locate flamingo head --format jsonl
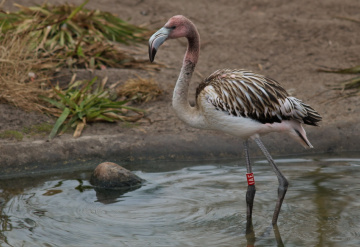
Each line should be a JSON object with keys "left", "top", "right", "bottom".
{"left": 149, "top": 15, "right": 195, "bottom": 62}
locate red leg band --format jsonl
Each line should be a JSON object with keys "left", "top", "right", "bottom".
{"left": 246, "top": 173, "right": 255, "bottom": 186}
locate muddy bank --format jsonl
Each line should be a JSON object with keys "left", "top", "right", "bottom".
{"left": 1, "top": 119, "right": 359, "bottom": 177}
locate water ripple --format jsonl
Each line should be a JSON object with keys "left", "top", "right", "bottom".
{"left": 1, "top": 157, "right": 360, "bottom": 246}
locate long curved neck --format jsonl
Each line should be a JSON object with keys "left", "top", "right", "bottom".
{"left": 172, "top": 25, "right": 205, "bottom": 128}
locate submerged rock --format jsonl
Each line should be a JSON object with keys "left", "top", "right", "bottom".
{"left": 90, "top": 162, "right": 144, "bottom": 189}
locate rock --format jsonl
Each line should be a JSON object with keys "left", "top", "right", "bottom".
{"left": 90, "top": 162, "right": 144, "bottom": 189}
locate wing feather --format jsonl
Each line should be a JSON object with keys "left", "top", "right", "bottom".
{"left": 196, "top": 69, "right": 322, "bottom": 125}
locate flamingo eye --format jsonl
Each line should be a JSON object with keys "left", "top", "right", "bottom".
{"left": 171, "top": 26, "right": 176, "bottom": 29}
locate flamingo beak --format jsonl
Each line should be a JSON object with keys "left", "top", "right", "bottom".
{"left": 149, "top": 27, "right": 172, "bottom": 63}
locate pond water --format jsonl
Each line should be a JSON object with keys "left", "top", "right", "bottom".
{"left": 1, "top": 154, "right": 360, "bottom": 246}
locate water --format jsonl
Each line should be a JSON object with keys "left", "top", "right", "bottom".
{"left": 1, "top": 155, "right": 360, "bottom": 246}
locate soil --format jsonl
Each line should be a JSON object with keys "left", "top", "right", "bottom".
{"left": 1, "top": 0, "right": 360, "bottom": 176}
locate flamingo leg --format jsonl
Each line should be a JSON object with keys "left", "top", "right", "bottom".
{"left": 244, "top": 140, "right": 256, "bottom": 221}
{"left": 254, "top": 138, "right": 289, "bottom": 225}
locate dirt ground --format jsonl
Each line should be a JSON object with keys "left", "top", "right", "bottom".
{"left": 1, "top": 0, "right": 360, "bottom": 175}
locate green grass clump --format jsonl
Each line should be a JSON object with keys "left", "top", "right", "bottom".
{"left": 0, "top": 123, "right": 56, "bottom": 141}
{"left": 41, "top": 76, "right": 144, "bottom": 139}
{"left": 0, "top": 0, "right": 157, "bottom": 70}
{"left": 1, "top": 0, "right": 145, "bottom": 45}
{"left": 22, "top": 123, "right": 54, "bottom": 135}
{"left": 0, "top": 130, "right": 24, "bottom": 141}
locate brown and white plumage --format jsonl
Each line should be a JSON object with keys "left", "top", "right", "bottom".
{"left": 197, "top": 69, "right": 320, "bottom": 126}
{"left": 195, "top": 68, "right": 321, "bottom": 147}
{"left": 149, "top": 15, "right": 322, "bottom": 225}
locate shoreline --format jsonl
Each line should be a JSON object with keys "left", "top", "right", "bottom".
{"left": 1, "top": 119, "right": 358, "bottom": 177}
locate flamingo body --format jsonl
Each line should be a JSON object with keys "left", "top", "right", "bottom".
{"left": 195, "top": 68, "right": 321, "bottom": 147}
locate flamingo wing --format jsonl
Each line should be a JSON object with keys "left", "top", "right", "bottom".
{"left": 196, "top": 69, "right": 321, "bottom": 126}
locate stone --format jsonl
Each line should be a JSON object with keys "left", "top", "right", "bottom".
{"left": 90, "top": 162, "right": 144, "bottom": 189}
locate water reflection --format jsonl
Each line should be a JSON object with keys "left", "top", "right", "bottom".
{"left": 1, "top": 155, "right": 360, "bottom": 246}
{"left": 245, "top": 220, "right": 285, "bottom": 247}
{"left": 245, "top": 218, "right": 256, "bottom": 246}
{"left": 94, "top": 186, "right": 142, "bottom": 204}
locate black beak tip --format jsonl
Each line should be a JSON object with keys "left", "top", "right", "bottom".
{"left": 149, "top": 46, "right": 157, "bottom": 63}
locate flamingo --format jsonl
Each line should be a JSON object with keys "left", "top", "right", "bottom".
{"left": 148, "top": 15, "right": 321, "bottom": 225}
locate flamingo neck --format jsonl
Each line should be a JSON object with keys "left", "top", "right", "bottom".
{"left": 172, "top": 28, "right": 205, "bottom": 128}
{"left": 184, "top": 33, "right": 200, "bottom": 64}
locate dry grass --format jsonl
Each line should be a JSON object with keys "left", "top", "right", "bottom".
{"left": 0, "top": 1, "right": 164, "bottom": 70}
{"left": 318, "top": 65, "right": 360, "bottom": 97}
{"left": 0, "top": 0, "right": 164, "bottom": 130}
{"left": 117, "top": 76, "right": 163, "bottom": 103}
{"left": 0, "top": 1, "right": 164, "bottom": 115}
{"left": 317, "top": 16, "right": 360, "bottom": 98}
{"left": 0, "top": 33, "right": 53, "bottom": 112}
{"left": 61, "top": 41, "right": 163, "bottom": 70}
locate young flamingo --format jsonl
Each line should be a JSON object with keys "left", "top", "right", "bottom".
{"left": 148, "top": 15, "right": 321, "bottom": 225}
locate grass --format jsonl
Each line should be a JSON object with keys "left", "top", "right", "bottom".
{"left": 317, "top": 16, "right": 360, "bottom": 97}
{"left": 0, "top": 123, "right": 56, "bottom": 141}
{"left": 117, "top": 76, "right": 163, "bottom": 103}
{"left": 0, "top": 1, "right": 165, "bottom": 139}
{"left": 0, "top": 0, "right": 159, "bottom": 70}
{"left": 40, "top": 76, "right": 144, "bottom": 139}
{"left": 0, "top": 130, "right": 24, "bottom": 141}
{"left": 318, "top": 65, "right": 360, "bottom": 97}
{"left": 0, "top": 33, "right": 53, "bottom": 112}
{"left": 22, "top": 123, "right": 54, "bottom": 135}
